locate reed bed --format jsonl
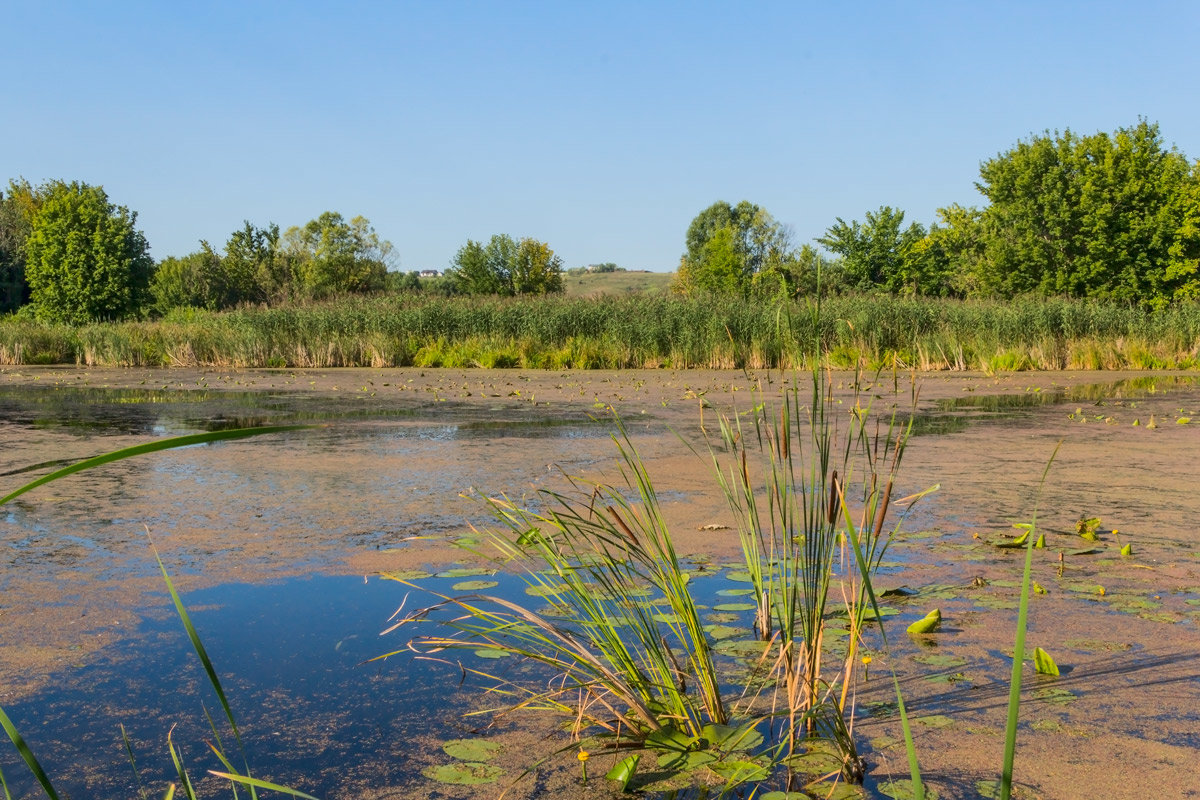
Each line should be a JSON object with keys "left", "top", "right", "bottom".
{"left": 3, "top": 294, "right": 1200, "bottom": 371}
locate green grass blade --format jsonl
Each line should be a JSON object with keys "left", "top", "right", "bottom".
{"left": 1, "top": 425, "right": 315, "bottom": 506}
{"left": 889, "top": 671, "right": 924, "bottom": 800}
{"left": 120, "top": 723, "right": 149, "bottom": 800}
{"left": 0, "top": 704, "right": 62, "bottom": 800}
{"left": 209, "top": 772, "right": 322, "bottom": 799}
{"left": 1, "top": 761, "right": 14, "bottom": 800}
{"left": 150, "top": 540, "right": 253, "bottom": 777}
{"left": 1000, "top": 441, "right": 1061, "bottom": 800}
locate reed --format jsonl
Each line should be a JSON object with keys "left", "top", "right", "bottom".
{"left": 2, "top": 294, "right": 1199, "bottom": 370}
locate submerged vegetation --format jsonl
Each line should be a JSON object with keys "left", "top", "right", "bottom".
{"left": 3, "top": 292, "right": 1200, "bottom": 371}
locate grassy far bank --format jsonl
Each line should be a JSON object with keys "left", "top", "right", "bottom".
{"left": 2, "top": 293, "right": 1199, "bottom": 372}
{"left": 561, "top": 269, "right": 674, "bottom": 297}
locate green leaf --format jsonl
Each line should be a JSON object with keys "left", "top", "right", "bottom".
{"left": 422, "top": 762, "right": 502, "bottom": 785}
{"left": 605, "top": 754, "right": 640, "bottom": 792}
{"left": 1120, "top": 543, "right": 1133, "bottom": 557}
{"left": 1032, "top": 647, "right": 1060, "bottom": 676}
{"left": 442, "top": 739, "right": 500, "bottom": 762}
{"left": 906, "top": 608, "right": 941, "bottom": 635}
{"left": 0, "top": 425, "right": 314, "bottom": 507}
{"left": 0, "top": 704, "right": 62, "bottom": 800}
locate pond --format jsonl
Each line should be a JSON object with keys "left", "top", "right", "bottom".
{"left": 2, "top": 366, "right": 1199, "bottom": 799}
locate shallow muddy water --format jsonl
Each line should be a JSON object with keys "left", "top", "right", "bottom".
{"left": 2, "top": 366, "right": 1200, "bottom": 799}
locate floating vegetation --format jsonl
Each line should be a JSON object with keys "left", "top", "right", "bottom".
{"left": 906, "top": 609, "right": 942, "bottom": 635}
{"left": 1032, "top": 648, "right": 1060, "bottom": 676}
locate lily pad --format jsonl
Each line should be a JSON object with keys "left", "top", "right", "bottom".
{"left": 704, "top": 624, "right": 743, "bottom": 640}
{"left": 1032, "top": 687, "right": 1076, "bottom": 706}
{"left": 725, "top": 570, "right": 755, "bottom": 583}
{"left": 1033, "top": 647, "right": 1059, "bottom": 676}
{"left": 452, "top": 580, "right": 499, "bottom": 591}
{"left": 442, "top": 739, "right": 500, "bottom": 762}
{"left": 914, "top": 653, "right": 966, "bottom": 670}
{"left": 382, "top": 569, "right": 433, "bottom": 581}
{"left": 422, "top": 762, "right": 502, "bottom": 785}
{"left": 907, "top": 608, "right": 942, "bottom": 635}
{"left": 976, "top": 779, "right": 1039, "bottom": 799}
{"left": 436, "top": 567, "right": 496, "bottom": 579}
{"left": 473, "top": 648, "right": 511, "bottom": 659}
{"left": 714, "top": 602, "right": 757, "bottom": 612}
{"left": 717, "top": 587, "right": 755, "bottom": 597}
{"left": 878, "top": 779, "right": 938, "bottom": 800}
{"left": 914, "top": 714, "right": 954, "bottom": 729}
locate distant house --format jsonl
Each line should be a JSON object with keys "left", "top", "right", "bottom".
{"left": 419, "top": 269, "right": 440, "bottom": 278}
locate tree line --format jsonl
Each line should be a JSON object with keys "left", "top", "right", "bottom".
{"left": 676, "top": 120, "right": 1200, "bottom": 307}
{"left": 0, "top": 184, "right": 568, "bottom": 323}
{"left": 3, "top": 120, "right": 1198, "bottom": 324}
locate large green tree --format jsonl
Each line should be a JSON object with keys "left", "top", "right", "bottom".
{"left": 0, "top": 179, "right": 41, "bottom": 313}
{"left": 448, "top": 234, "right": 563, "bottom": 296}
{"left": 25, "top": 181, "right": 153, "bottom": 322}
{"left": 675, "top": 200, "right": 796, "bottom": 295}
{"left": 971, "top": 120, "right": 1197, "bottom": 304}
{"left": 281, "top": 212, "right": 393, "bottom": 300}
{"left": 817, "top": 206, "right": 929, "bottom": 294}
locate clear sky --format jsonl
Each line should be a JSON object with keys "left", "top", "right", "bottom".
{"left": 6, "top": 1, "right": 1199, "bottom": 271}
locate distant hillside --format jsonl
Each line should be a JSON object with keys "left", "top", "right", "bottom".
{"left": 562, "top": 270, "right": 674, "bottom": 297}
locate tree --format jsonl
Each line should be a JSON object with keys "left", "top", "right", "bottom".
{"left": 24, "top": 181, "right": 153, "bottom": 322}
{"left": 972, "top": 120, "right": 1195, "bottom": 303}
{"left": 281, "top": 212, "right": 394, "bottom": 300}
{"left": 817, "top": 206, "right": 927, "bottom": 294}
{"left": 0, "top": 179, "right": 41, "bottom": 313}
{"left": 512, "top": 237, "right": 564, "bottom": 294}
{"left": 448, "top": 234, "right": 563, "bottom": 295}
{"left": 675, "top": 200, "right": 796, "bottom": 295}
{"left": 149, "top": 246, "right": 223, "bottom": 314}
{"left": 221, "top": 222, "right": 281, "bottom": 305}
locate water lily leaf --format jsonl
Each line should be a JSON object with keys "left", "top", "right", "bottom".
{"left": 646, "top": 727, "right": 698, "bottom": 753}
{"left": 1032, "top": 687, "right": 1076, "bottom": 705}
{"left": 701, "top": 722, "right": 763, "bottom": 753}
{"left": 708, "top": 759, "right": 770, "bottom": 781}
{"left": 716, "top": 588, "right": 755, "bottom": 597}
{"left": 436, "top": 567, "right": 496, "bottom": 578}
{"left": 725, "top": 570, "right": 755, "bottom": 583}
{"left": 605, "top": 754, "right": 640, "bottom": 791}
{"left": 913, "top": 653, "right": 966, "bottom": 668}
{"left": 1033, "top": 647, "right": 1060, "bottom": 676}
{"left": 914, "top": 714, "right": 954, "bottom": 729}
{"left": 656, "top": 750, "right": 717, "bottom": 771}
{"left": 1121, "top": 543, "right": 1133, "bottom": 556}
{"left": 381, "top": 569, "right": 433, "bottom": 581}
{"left": 704, "top": 624, "right": 742, "bottom": 640}
{"left": 422, "top": 762, "right": 502, "bottom": 785}
{"left": 976, "top": 779, "right": 1039, "bottom": 799}
{"left": 452, "top": 580, "right": 499, "bottom": 591}
{"left": 714, "top": 602, "right": 757, "bottom": 612}
{"left": 1034, "top": 533, "right": 1046, "bottom": 548}
{"left": 442, "top": 739, "right": 500, "bottom": 762}
{"left": 1076, "top": 516, "right": 1101, "bottom": 536}
{"left": 878, "top": 778, "right": 938, "bottom": 800}
{"left": 906, "top": 608, "right": 941, "bottom": 635}
{"left": 473, "top": 648, "right": 511, "bottom": 659}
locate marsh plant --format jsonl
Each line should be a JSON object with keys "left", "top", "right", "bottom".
{"left": 384, "top": 358, "right": 929, "bottom": 795}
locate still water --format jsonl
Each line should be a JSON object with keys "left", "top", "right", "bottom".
{"left": 2, "top": 372, "right": 1198, "bottom": 798}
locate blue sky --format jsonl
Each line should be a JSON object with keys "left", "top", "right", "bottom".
{"left": 7, "top": 1, "right": 1199, "bottom": 271}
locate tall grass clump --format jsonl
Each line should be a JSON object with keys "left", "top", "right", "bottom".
{"left": 384, "top": 298, "right": 932, "bottom": 794}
